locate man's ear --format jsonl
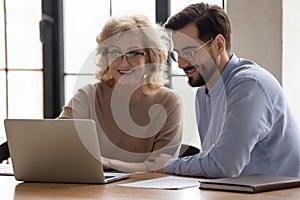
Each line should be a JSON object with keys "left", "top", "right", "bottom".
{"left": 215, "top": 34, "right": 226, "bottom": 52}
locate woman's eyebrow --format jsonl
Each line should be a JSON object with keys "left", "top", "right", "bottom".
{"left": 126, "top": 46, "right": 143, "bottom": 51}
{"left": 108, "top": 46, "right": 143, "bottom": 52}
{"left": 108, "top": 45, "right": 121, "bottom": 50}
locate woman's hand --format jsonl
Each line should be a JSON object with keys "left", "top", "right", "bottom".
{"left": 100, "top": 156, "right": 112, "bottom": 171}
{"left": 100, "top": 156, "right": 148, "bottom": 172}
{"left": 152, "top": 154, "right": 173, "bottom": 172}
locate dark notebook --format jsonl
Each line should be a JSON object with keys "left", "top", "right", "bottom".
{"left": 199, "top": 174, "right": 300, "bottom": 193}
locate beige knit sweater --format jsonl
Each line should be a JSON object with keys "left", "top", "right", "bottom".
{"left": 58, "top": 81, "right": 182, "bottom": 169}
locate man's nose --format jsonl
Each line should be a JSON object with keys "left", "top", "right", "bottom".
{"left": 178, "top": 56, "right": 190, "bottom": 69}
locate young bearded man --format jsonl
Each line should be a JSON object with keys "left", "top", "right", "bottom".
{"left": 154, "top": 2, "right": 300, "bottom": 178}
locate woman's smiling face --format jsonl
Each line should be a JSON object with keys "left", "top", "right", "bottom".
{"left": 107, "top": 33, "right": 150, "bottom": 85}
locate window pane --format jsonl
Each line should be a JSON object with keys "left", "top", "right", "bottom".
{"left": 6, "top": 0, "right": 42, "bottom": 69}
{"left": 111, "top": 0, "right": 155, "bottom": 22}
{"left": 64, "top": 0, "right": 156, "bottom": 75}
{"left": 7, "top": 71, "right": 43, "bottom": 118}
{"left": 171, "top": 0, "right": 223, "bottom": 15}
{"left": 65, "top": 75, "right": 98, "bottom": 104}
{"left": 172, "top": 76, "right": 200, "bottom": 148}
{"left": 64, "top": 0, "right": 110, "bottom": 74}
{"left": 0, "top": 72, "right": 7, "bottom": 143}
{"left": 0, "top": 0, "right": 5, "bottom": 69}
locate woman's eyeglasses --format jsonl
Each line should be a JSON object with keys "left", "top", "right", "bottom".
{"left": 169, "top": 38, "right": 213, "bottom": 63}
{"left": 107, "top": 51, "right": 147, "bottom": 63}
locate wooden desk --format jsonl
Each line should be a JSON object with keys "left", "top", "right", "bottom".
{"left": 1, "top": 173, "right": 300, "bottom": 200}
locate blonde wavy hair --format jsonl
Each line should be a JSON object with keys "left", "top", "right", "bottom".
{"left": 95, "top": 13, "right": 169, "bottom": 88}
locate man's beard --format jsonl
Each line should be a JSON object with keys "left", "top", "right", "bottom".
{"left": 188, "top": 64, "right": 217, "bottom": 87}
{"left": 188, "top": 70, "right": 205, "bottom": 87}
{"left": 188, "top": 54, "right": 218, "bottom": 87}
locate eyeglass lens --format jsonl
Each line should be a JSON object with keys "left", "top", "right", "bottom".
{"left": 169, "top": 38, "right": 213, "bottom": 62}
{"left": 108, "top": 51, "right": 146, "bottom": 63}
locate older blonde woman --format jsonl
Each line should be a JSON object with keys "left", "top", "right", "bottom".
{"left": 58, "top": 14, "right": 182, "bottom": 172}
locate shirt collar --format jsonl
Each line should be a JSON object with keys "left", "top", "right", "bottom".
{"left": 207, "top": 53, "right": 239, "bottom": 97}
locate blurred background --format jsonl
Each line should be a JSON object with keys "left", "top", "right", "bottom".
{"left": 1, "top": 0, "right": 299, "bottom": 153}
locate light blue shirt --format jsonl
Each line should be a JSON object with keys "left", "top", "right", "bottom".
{"left": 164, "top": 54, "right": 300, "bottom": 178}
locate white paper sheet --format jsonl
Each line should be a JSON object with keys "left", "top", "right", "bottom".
{"left": 0, "top": 164, "right": 14, "bottom": 176}
{"left": 118, "top": 176, "right": 204, "bottom": 190}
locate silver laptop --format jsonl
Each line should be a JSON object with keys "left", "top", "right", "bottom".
{"left": 4, "top": 119, "right": 131, "bottom": 184}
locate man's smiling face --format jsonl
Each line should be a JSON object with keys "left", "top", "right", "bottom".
{"left": 172, "top": 23, "right": 217, "bottom": 87}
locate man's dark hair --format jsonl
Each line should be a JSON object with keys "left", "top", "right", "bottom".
{"left": 165, "top": 3, "right": 232, "bottom": 53}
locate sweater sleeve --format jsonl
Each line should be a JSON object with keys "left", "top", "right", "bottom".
{"left": 57, "top": 84, "right": 96, "bottom": 119}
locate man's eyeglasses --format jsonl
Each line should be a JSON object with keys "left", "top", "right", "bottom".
{"left": 107, "top": 51, "right": 147, "bottom": 63}
{"left": 169, "top": 38, "right": 213, "bottom": 63}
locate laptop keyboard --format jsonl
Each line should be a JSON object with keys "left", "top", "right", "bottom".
{"left": 104, "top": 175, "right": 116, "bottom": 179}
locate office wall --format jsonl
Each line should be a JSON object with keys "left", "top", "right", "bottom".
{"left": 226, "top": 0, "right": 282, "bottom": 82}
{"left": 226, "top": 0, "right": 300, "bottom": 126}
{"left": 282, "top": 0, "right": 300, "bottom": 127}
